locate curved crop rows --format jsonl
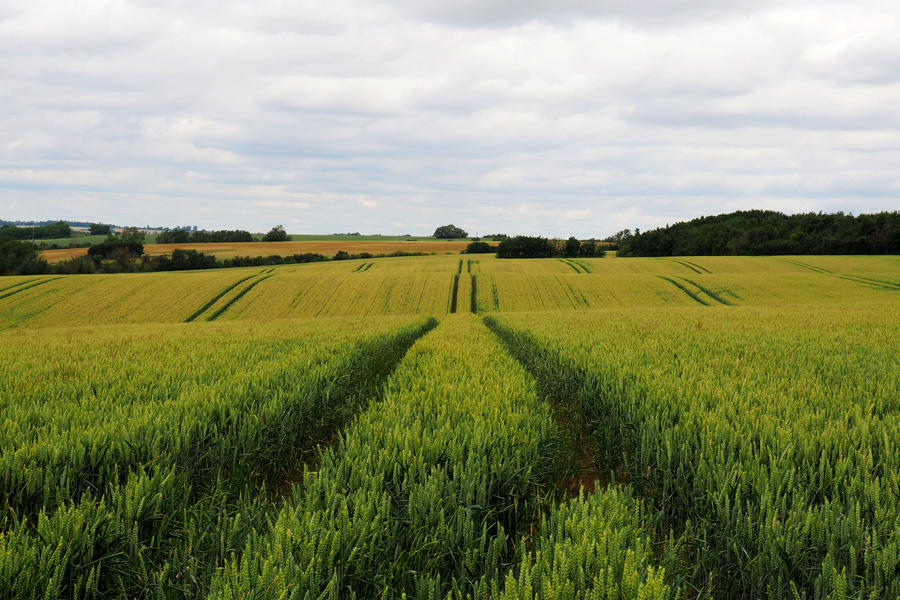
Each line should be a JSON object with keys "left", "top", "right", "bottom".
{"left": 1, "top": 255, "right": 899, "bottom": 599}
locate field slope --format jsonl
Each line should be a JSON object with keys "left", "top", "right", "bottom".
{"left": 1, "top": 253, "right": 899, "bottom": 599}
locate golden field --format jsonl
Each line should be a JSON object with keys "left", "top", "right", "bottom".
{"left": 39, "top": 239, "right": 472, "bottom": 263}
{"left": 2, "top": 253, "right": 900, "bottom": 599}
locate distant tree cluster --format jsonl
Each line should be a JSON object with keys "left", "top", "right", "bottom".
{"left": 0, "top": 237, "right": 50, "bottom": 275}
{"left": 262, "top": 225, "right": 290, "bottom": 242}
{"left": 157, "top": 229, "right": 254, "bottom": 244}
{"left": 0, "top": 221, "right": 72, "bottom": 240}
{"left": 496, "top": 236, "right": 606, "bottom": 259}
{"left": 224, "top": 253, "right": 327, "bottom": 268}
{"left": 332, "top": 250, "right": 429, "bottom": 261}
{"left": 619, "top": 210, "right": 900, "bottom": 256}
{"left": 87, "top": 241, "right": 145, "bottom": 259}
{"left": 89, "top": 223, "right": 111, "bottom": 236}
{"left": 433, "top": 224, "right": 468, "bottom": 239}
{"left": 152, "top": 248, "right": 218, "bottom": 270}
{"left": 463, "top": 241, "right": 497, "bottom": 254}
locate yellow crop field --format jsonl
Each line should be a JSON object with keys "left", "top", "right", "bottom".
{"left": 3, "top": 254, "right": 900, "bottom": 329}
{"left": 215, "top": 256, "right": 463, "bottom": 320}
{"left": 39, "top": 239, "right": 471, "bottom": 263}
{"left": 2, "top": 252, "right": 900, "bottom": 599}
{"left": 0, "top": 268, "right": 276, "bottom": 329}
{"left": 487, "top": 298, "right": 900, "bottom": 598}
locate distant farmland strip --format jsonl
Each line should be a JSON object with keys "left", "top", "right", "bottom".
{"left": 0, "top": 278, "right": 60, "bottom": 301}
{"left": 207, "top": 274, "right": 275, "bottom": 321}
{"left": 40, "top": 240, "right": 472, "bottom": 263}
{"left": 658, "top": 276, "right": 711, "bottom": 305}
{"left": 184, "top": 274, "right": 258, "bottom": 322}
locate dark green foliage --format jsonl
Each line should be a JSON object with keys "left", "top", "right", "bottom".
{"left": 221, "top": 253, "right": 327, "bottom": 268}
{"left": 53, "top": 255, "right": 98, "bottom": 274}
{"left": 115, "top": 227, "right": 146, "bottom": 244}
{"left": 0, "top": 236, "right": 50, "bottom": 275}
{"left": 579, "top": 238, "right": 604, "bottom": 257}
{"left": 261, "top": 225, "right": 289, "bottom": 242}
{"left": 564, "top": 236, "right": 581, "bottom": 258}
{"left": 620, "top": 210, "right": 900, "bottom": 256}
{"left": 433, "top": 224, "right": 468, "bottom": 239}
{"left": 160, "top": 229, "right": 254, "bottom": 244}
{"left": 87, "top": 241, "right": 144, "bottom": 259}
{"left": 156, "top": 228, "right": 191, "bottom": 243}
{"left": 89, "top": 223, "right": 111, "bottom": 236}
{"left": 464, "top": 240, "right": 496, "bottom": 254}
{"left": 496, "top": 236, "right": 605, "bottom": 259}
{"left": 496, "top": 236, "right": 555, "bottom": 258}
{"left": 0, "top": 221, "right": 71, "bottom": 240}
{"left": 152, "top": 249, "right": 218, "bottom": 271}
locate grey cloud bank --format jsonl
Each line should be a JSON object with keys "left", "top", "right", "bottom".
{"left": 1, "top": 0, "right": 898, "bottom": 237}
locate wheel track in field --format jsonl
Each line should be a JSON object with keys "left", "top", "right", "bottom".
{"left": 679, "top": 277, "right": 735, "bottom": 305}
{"left": 673, "top": 259, "right": 711, "bottom": 274}
{"left": 559, "top": 258, "right": 591, "bottom": 273}
{"left": 571, "top": 259, "right": 593, "bottom": 273}
{"left": 483, "top": 316, "right": 606, "bottom": 499}
{"left": 206, "top": 274, "right": 275, "bottom": 321}
{"left": 657, "top": 276, "right": 734, "bottom": 306}
{"left": 184, "top": 274, "right": 258, "bottom": 322}
{"left": 559, "top": 259, "right": 582, "bottom": 273}
{"left": 0, "top": 278, "right": 38, "bottom": 294}
{"left": 0, "top": 277, "right": 63, "bottom": 302}
{"left": 449, "top": 273, "right": 460, "bottom": 313}
{"left": 784, "top": 258, "right": 900, "bottom": 291}
{"left": 658, "top": 276, "right": 712, "bottom": 306}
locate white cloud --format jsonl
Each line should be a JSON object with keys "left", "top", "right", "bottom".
{"left": 1, "top": 0, "right": 899, "bottom": 236}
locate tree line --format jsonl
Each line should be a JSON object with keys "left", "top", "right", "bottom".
{"left": 0, "top": 221, "right": 73, "bottom": 240}
{"left": 463, "top": 236, "right": 606, "bottom": 258}
{"left": 0, "top": 235, "right": 432, "bottom": 276}
{"left": 157, "top": 229, "right": 254, "bottom": 243}
{"left": 619, "top": 210, "right": 900, "bottom": 256}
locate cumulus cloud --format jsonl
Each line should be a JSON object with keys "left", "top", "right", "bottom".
{"left": 1, "top": 0, "right": 898, "bottom": 236}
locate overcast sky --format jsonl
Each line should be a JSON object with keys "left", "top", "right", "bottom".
{"left": 2, "top": 0, "right": 899, "bottom": 237}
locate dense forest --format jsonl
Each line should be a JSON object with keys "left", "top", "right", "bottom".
{"left": 619, "top": 210, "right": 900, "bottom": 256}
